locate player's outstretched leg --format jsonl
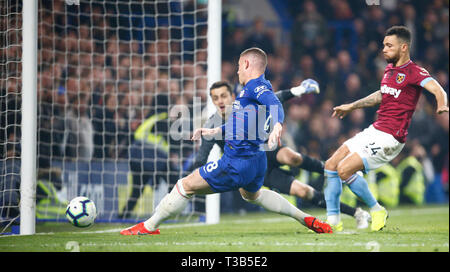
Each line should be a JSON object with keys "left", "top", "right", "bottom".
{"left": 267, "top": 167, "right": 370, "bottom": 229}
{"left": 120, "top": 178, "right": 191, "bottom": 235}
{"left": 241, "top": 188, "right": 332, "bottom": 234}
{"left": 121, "top": 169, "right": 214, "bottom": 235}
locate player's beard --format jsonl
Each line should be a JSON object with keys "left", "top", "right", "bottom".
{"left": 385, "top": 51, "right": 400, "bottom": 65}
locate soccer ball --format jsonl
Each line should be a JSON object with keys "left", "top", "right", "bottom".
{"left": 65, "top": 196, "right": 97, "bottom": 228}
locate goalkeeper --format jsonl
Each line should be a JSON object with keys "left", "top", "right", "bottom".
{"left": 188, "top": 80, "right": 371, "bottom": 229}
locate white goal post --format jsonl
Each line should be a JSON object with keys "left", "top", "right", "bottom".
{"left": 20, "top": 0, "right": 38, "bottom": 236}
{"left": 205, "top": 0, "right": 221, "bottom": 225}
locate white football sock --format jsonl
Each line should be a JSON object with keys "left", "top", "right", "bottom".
{"left": 369, "top": 203, "right": 384, "bottom": 212}
{"left": 327, "top": 214, "right": 340, "bottom": 225}
{"left": 245, "top": 188, "right": 310, "bottom": 226}
{"left": 144, "top": 179, "right": 192, "bottom": 231}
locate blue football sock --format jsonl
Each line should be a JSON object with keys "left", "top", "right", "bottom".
{"left": 346, "top": 173, "right": 377, "bottom": 209}
{"left": 324, "top": 170, "right": 342, "bottom": 216}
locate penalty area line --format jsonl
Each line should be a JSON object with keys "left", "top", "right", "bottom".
{"left": 31, "top": 221, "right": 209, "bottom": 236}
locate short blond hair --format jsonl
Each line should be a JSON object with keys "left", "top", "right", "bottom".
{"left": 240, "top": 47, "right": 267, "bottom": 71}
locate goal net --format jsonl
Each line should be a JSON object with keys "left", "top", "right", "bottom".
{"left": 1, "top": 0, "right": 219, "bottom": 234}
{"left": 0, "top": 0, "right": 23, "bottom": 233}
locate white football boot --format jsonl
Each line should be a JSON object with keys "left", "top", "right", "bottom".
{"left": 354, "top": 207, "right": 371, "bottom": 229}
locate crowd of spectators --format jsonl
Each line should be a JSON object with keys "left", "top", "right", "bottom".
{"left": 28, "top": 0, "right": 208, "bottom": 170}
{"left": 1, "top": 0, "right": 448, "bottom": 203}
{"left": 221, "top": 0, "right": 449, "bottom": 198}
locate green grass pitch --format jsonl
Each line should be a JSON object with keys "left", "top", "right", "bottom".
{"left": 0, "top": 204, "right": 448, "bottom": 252}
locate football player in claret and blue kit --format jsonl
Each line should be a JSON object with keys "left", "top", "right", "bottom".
{"left": 120, "top": 47, "right": 333, "bottom": 235}
{"left": 323, "top": 26, "right": 449, "bottom": 232}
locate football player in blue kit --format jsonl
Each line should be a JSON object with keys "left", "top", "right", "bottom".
{"left": 121, "top": 47, "right": 332, "bottom": 235}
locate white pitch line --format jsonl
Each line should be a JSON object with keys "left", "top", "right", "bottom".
{"left": 29, "top": 221, "right": 209, "bottom": 236}
{"left": 28, "top": 217, "right": 296, "bottom": 236}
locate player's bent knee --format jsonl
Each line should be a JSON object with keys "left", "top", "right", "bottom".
{"left": 325, "top": 145, "right": 351, "bottom": 171}
{"left": 181, "top": 170, "right": 212, "bottom": 195}
{"left": 324, "top": 158, "right": 337, "bottom": 171}
{"left": 242, "top": 195, "right": 258, "bottom": 204}
{"left": 240, "top": 188, "right": 260, "bottom": 203}
{"left": 290, "top": 180, "right": 308, "bottom": 198}
{"left": 180, "top": 178, "right": 193, "bottom": 195}
{"left": 290, "top": 153, "right": 303, "bottom": 166}
{"left": 336, "top": 163, "right": 352, "bottom": 181}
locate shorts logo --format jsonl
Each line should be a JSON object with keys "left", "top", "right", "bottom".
{"left": 396, "top": 73, "right": 406, "bottom": 84}
{"left": 383, "top": 147, "right": 394, "bottom": 156}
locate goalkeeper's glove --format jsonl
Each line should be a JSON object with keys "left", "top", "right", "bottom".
{"left": 290, "top": 78, "right": 320, "bottom": 96}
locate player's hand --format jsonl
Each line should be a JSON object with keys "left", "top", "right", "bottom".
{"left": 191, "top": 127, "right": 221, "bottom": 141}
{"left": 268, "top": 122, "right": 283, "bottom": 150}
{"left": 290, "top": 79, "right": 320, "bottom": 96}
{"left": 436, "top": 105, "right": 449, "bottom": 114}
{"left": 332, "top": 103, "right": 354, "bottom": 119}
{"left": 191, "top": 128, "right": 203, "bottom": 141}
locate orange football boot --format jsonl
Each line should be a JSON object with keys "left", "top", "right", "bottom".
{"left": 120, "top": 222, "right": 160, "bottom": 235}
{"left": 304, "top": 217, "right": 333, "bottom": 234}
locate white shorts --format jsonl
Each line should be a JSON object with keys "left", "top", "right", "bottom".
{"left": 343, "top": 125, "right": 405, "bottom": 172}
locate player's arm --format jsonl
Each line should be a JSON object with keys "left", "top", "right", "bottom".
{"left": 190, "top": 115, "right": 224, "bottom": 170}
{"left": 422, "top": 79, "right": 449, "bottom": 114}
{"left": 191, "top": 126, "right": 222, "bottom": 141}
{"left": 189, "top": 136, "right": 217, "bottom": 171}
{"left": 256, "top": 86, "right": 285, "bottom": 148}
{"left": 191, "top": 113, "right": 224, "bottom": 141}
{"left": 332, "top": 90, "right": 382, "bottom": 119}
{"left": 275, "top": 79, "right": 320, "bottom": 103}
{"left": 268, "top": 122, "right": 283, "bottom": 149}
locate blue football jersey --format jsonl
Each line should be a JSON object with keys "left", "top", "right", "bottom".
{"left": 221, "top": 74, "right": 284, "bottom": 157}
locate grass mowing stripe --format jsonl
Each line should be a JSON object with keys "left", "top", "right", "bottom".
{"left": 0, "top": 205, "right": 447, "bottom": 252}
{"left": 53, "top": 205, "right": 450, "bottom": 235}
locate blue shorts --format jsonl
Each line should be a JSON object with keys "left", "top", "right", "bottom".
{"left": 199, "top": 151, "right": 267, "bottom": 193}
